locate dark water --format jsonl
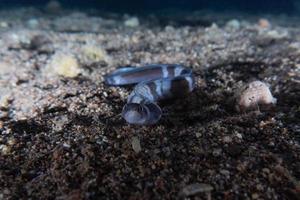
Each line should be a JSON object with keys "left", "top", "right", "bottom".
{"left": 0, "top": 0, "right": 297, "bottom": 14}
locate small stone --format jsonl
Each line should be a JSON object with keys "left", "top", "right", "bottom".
{"left": 179, "top": 183, "right": 213, "bottom": 197}
{"left": 0, "top": 144, "right": 11, "bottom": 155}
{"left": 124, "top": 17, "right": 139, "bottom": 27}
{"left": 235, "top": 132, "right": 243, "bottom": 139}
{"left": 266, "top": 30, "right": 289, "bottom": 40}
{"left": 0, "top": 95, "right": 10, "bottom": 109}
{"left": 258, "top": 18, "right": 271, "bottom": 29}
{"left": 7, "top": 138, "right": 16, "bottom": 146}
{"left": 63, "top": 143, "right": 71, "bottom": 148}
{"left": 0, "top": 21, "right": 8, "bottom": 28}
{"left": 220, "top": 169, "right": 230, "bottom": 176}
{"left": 226, "top": 19, "right": 240, "bottom": 29}
{"left": 195, "top": 132, "right": 202, "bottom": 138}
{"left": 288, "top": 42, "right": 300, "bottom": 52}
{"left": 223, "top": 136, "right": 232, "bottom": 143}
{"left": 3, "top": 188, "right": 10, "bottom": 195}
{"left": 256, "top": 29, "right": 289, "bottom": 47}
{"left": 262, "top": 168, "right": 270, "bottom": 174}
{"left": 52, "top": 115, "right": 69, "bottom": 132}
{"left": 165, "top": 25, "right": 175, "bottom": 32}
{"left": 131, "top": 136, "right": 142, "bottom": 153}
{"left": 252, "top": 193, "right": 259, "bottom": 199}
{"left": 236, "top": 81, "right": 277, "bottom": 112}
{"left": 212, "top": 148, "right": 222, "bottom": 157}
{"left": 210, "top": 23, "right": 219, "bottom": 29}
{"left": 27, "top": 18, "right": 39, "bottom": 29}
{"left": 46, "top": 53, "right": 81, "bottom": 78}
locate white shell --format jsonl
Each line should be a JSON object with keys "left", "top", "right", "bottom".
{"left": 236, "top": 81, "right": 277, "bottom": 112}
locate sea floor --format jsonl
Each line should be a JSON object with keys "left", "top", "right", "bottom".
{"left": 0, "top": 7, "right": 299, "bottom": 199}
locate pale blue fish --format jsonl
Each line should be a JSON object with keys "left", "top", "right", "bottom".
{"left": 104, "top": 64, "right": 195, "bottom": 125}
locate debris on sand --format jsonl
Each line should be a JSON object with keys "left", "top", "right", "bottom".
{"left": 179, "top": 183, "right": 213, "bottom": 199}
{"left": 0, "top": 144, "right": 11, "bottom": 155}
{"left": 46, "top": 53, "right": 81, "bottom": 78}
{"left": 26, "top": 18, "right": 39, "bottom": 29}
{"left": 80, "top": 45, "right": 111, "bottom": 65}
{"left": 131, "top": 136, "right": 142, "bottom": 153}
{"left": 226, "top": 19, "right": 240, "bottom": 30}
{"left": 258, "top": 18, "right": 271, "bottom": 29}
{"left": 124, "top": 17, "right": 140, "bottom": 27}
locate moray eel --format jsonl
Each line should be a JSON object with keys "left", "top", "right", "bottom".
{"left": 104, "top": 64, "right": 195, "bottom": 125}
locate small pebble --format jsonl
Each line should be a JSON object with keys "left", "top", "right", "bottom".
{"left": 226, "top": 19, "right": 240, "bottom": 29}
{"left": 258, "top": 18, "right": 271, "bottom": 29}
{"left": 47, "top": 53, "right": 81, "bottom": 78}
{"left": 252, "top": 193, "right": 259, "bottom": 199}
{"left": 52, "top": 115, "right": 69, "bottom": 132}
{"left": 212, "top": 148, "right": 222, "bottom": 157}
{"left": 236, "top": 81, "right": 277, "bottom": 112}
{"left": 27, "top": 18, "right": 39, "bottom": 29}
{"left": 220, "top": 169, "right": 230, "bottom": 176}
{"left": 179, "top": 183, "right": 213, "bottom": 198}
{"left": 0, "top": 21, "right": 8, "bottom": 28}
{"left": 266, "top": 30, "right": 289, "bottom": 40}
{"left": 235, "top": 133, "right": 243, "bottom": 139}
{"left": 0, "top": 144, "right": 11, "bottom": 155}
{"left": 195, "top": 132, "right": 202, "bottom": 138}
{"left": 7, "top": 138, "right": 16, "bottom": 146}
{"left": 131, "top": 136, "right": 142, "bottom": 153}
{"left": 124, "top": 17, "right": 139, "bottom": 27}
{"left": 63, "top": 143, "right": 71, "bottom": 148}
{"left": 223, "top": 136, "right": 232, "bottom": 143}
{"left": 0, "top": 95, "right": 10, "bottom": 109}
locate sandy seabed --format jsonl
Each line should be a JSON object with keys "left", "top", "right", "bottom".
{"left": 0, "top": 7, "right": 299, "bottom": 199}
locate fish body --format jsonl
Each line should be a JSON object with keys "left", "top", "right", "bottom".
{"left": 105, "top": 64, "right": 195, "bottom": 125}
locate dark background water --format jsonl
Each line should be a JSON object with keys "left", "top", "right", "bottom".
{"left": 0, "top": 0, "right": 297, "bottom": 14}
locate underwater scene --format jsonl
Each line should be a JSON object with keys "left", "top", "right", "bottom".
{"left": 0, "top": 0, "right": 299, "bottom": 199}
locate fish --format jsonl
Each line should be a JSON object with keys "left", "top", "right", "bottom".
{"left": 104, "top": 64, "right": 195, "bottom": 125}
